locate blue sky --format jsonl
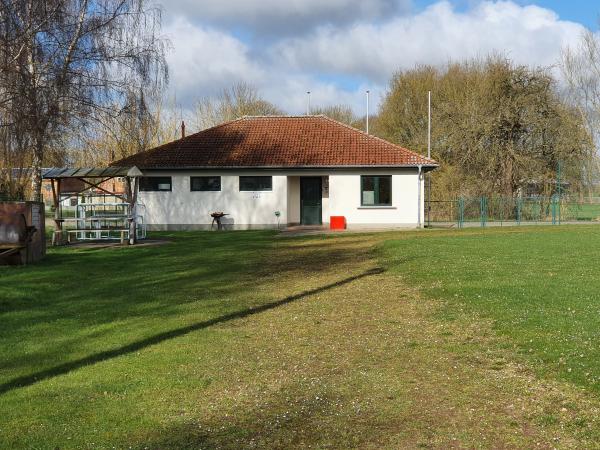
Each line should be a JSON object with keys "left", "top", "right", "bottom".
{"left": 514, "top": 0, "right": 598, "bottom": 29}
{"left": 414, "top": 0, "right": 598, "bottom": 28}
{"left": 159, "top": 0, "right": 599, "bottom": 124}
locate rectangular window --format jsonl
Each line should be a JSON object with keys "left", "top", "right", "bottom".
{"left": 190, "top": 176, "right": 221, "bottom": 191}
{"left": 239, "top": 176, "right": 272, "bottom": 191}
{"left": 139, "top": 176, "right": 172, "bottom": 192}
{"left": 361, "top": 175, "right": 392, "bottom": 206}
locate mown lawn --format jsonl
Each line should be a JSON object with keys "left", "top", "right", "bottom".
{"left": 2, "top": 226, "right": 600, "bottom": 448}
{"left": 381, "top": 226, "right": 600, "bottom": 392}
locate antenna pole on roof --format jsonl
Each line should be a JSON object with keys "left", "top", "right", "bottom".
{"left": 306, "top": 91, "right": 311, "bottom": 115}
{"left": 426, "top": 90, "right": 432, "bottom": 227}
{"left": 366, "top": 90, "right": 370, "bottom": 134}
{"left": 427, "top": 91, "right": 431, "bottom": 159}
{"left": 181, "top": 121, "right": 186, "bottom": 139}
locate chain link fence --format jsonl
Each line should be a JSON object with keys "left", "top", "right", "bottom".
{"left": 426, "top": 197, "right": 600, "bottom": 228}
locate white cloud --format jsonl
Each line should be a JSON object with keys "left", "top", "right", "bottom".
{"left": 162, "top": 1, "right": 589, "bottom": 118}
{"left": 164, "top": 18, "right": 265, "bottom": 100}
{"left": 163, "top": 18, "right": 376, "bottom": 117}
{"left": 261, "top": 76, "right": 378, "bottom": 118}
{"left": 274, "top": 1, "right": 586, "bottom": 82}
{"left": 160, "top": 0, "right": 412, "bottom": 34}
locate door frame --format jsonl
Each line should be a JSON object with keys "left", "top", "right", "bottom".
{"left": 300, "top": 176, "right": 323, "bottom": 225}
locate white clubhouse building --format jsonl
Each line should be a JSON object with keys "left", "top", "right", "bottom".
{"left": 114, "top": 116, "right": 438, "bottom": 230}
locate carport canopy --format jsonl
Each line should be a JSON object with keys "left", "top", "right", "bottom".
{"left": 42, "top": 166, "right": 143, "bottom": 245}
{"left": 42, "top": 166, "right": 142, "bottom": 179}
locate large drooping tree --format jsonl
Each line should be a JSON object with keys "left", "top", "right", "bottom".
{"left": 0, "top": 0, "right": 168, "bottom": 200}
{"left": 375, "top": 57, "right": 593, "bottom": 199}
{"left": 70, "top": 88, "right": 182, "bottom": 167}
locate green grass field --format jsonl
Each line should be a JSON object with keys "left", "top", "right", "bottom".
{"left": 563, "top": 202, "right": 600, "bottom": 221}
{"left": 3, "top": 226, "right": 600, "bottom": 447}
{"left": 382, "top": 226, "right": 600, "bottom": 392}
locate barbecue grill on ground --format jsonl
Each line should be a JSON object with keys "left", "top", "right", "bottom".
{"left": 210, "top": 212, "right": 228, "bottom": 230}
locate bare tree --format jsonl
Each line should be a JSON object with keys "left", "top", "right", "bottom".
{"left": 561, "top": 30, "right": 600, "bottom": 196}
{"left": 71, "top": 90, "right": 181, "bottom": 166}
{"left": 194, "top": 82, "right": 282, "bottom": 131}
{"left": 0, "top": 0, "right": 168, "bottom": 201}
{"left": 311, "top": 104, "right": 357, "bottom": 125}
{"left": 0, "top": 110, "right": 30, "bottom": 199}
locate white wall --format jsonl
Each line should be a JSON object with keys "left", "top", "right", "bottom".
{"left": 139, "top": 171, "right": 287, "bottom": 230}
{"left": 321, "top": 176, "right": 330, "bottom": 224}
{"left": 328, "top": 169, "right": 424, "bottom": 228}
{"left": 139, "top": 169, "right": 425, "bottom": 230}
{"left": 287, "top": 176, "right": 300, "bottom": 224}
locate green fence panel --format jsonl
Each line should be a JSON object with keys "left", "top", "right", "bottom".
{"left": 480, "top": 197, "right": 487, "bottom": 227}
{"left": 425, "top": 196, "right": 600, "bottom": 227}
{"left": 458, "top": 197, "right": 464, "bottom": 228}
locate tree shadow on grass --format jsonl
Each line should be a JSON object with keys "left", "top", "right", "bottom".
{"left": 0, "top": 231, "right": 387, "bottom": 390}
{"left": 0, "top": 267, "right": 383, "bottom": 395}
{"left": 0, "top": 232, "right": 280, "bottom": 333}
{"left": 138, "top": 391, "right": 358, "bottom": 450}
{"left": 1, "top": 232, "right": 375, "bottom": 328}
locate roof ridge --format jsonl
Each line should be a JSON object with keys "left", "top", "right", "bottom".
{"left": 317, "top": 115, "right": 436, "bottom": 164}
{"left": 240, "top": 114, "right": 326, "bottom": 119}
{"left": 163, "top": 117, "right": 250, "bottom": 154}
{"left": 241, "top": 114, "right": 431, "bottom": 163}
{"left": 179, "top": 116, "right": 247, "bottom": 140}
{"left": 111, "top": 114, "right": 439, "bottom": 168}
{"left": 126, "top": 117, "right": 249, "bottom": 159}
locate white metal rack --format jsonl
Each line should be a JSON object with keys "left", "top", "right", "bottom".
{"left": 62, "top": 200, "right": 147, "bottom": 241}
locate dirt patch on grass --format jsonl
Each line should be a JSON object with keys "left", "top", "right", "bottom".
{"left": 137, "top": 233, "right": 600, "bottom": 448}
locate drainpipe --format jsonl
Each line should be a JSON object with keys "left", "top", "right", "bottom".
{"left": 417, "top": 165, "right": 423, "bottom": 228}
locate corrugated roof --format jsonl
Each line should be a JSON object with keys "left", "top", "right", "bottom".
{"left": 42, "top": 167, "right": 134, "bottom": 179}
{"left": 112, "top": 116, "right": 438, "bottom": 169}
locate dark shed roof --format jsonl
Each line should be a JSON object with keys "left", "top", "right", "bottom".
{"left": 42, "top": 167, "right": 141, "bottom": 179}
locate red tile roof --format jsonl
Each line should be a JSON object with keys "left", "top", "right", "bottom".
{"left": 113, "top": 115, "right": 437, "bottom": 169}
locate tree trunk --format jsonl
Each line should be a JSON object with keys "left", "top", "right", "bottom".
{"left": 31, "top": 140, "right": 43, "bottom": 202}
{"left": 125, "top": 177, "right": 138, "bottom": 245}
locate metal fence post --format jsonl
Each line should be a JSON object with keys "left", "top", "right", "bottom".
{"left": 458, "top": 197, "right": 464, "bottom": 228}
{"left": 480, "top": 197, "right": 487, "bottom": 227}
{"left": 559, "top": 196, "right": 562, "bottom": 225}
{"left": 485, "top": 197, "right": 488, "bottom": 227}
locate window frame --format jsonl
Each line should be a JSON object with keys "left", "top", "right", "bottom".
{"left": 360, "top": 175, "right": 392, "bottom": 206}
{"left": 139, "top": 176, "right": 172, "bottom": 192}
{"left": 190, "top": 176, "right": 221, "bottom": 192}
{"left": 239, "top": 176, "right": 273, "bottom": 192}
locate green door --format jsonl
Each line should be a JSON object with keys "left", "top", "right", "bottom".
{"left": 300, "top": 177, "right": 322, "bottom": 225}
